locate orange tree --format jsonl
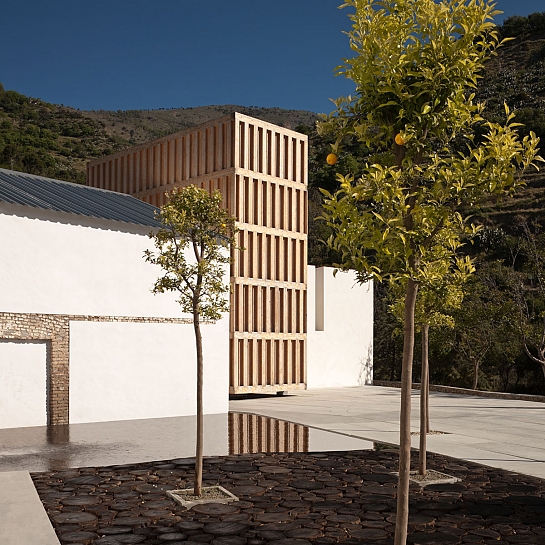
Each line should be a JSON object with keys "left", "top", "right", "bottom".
{"left": 318, "top": 1, "right": 542, "bottom": 543}
{"left": 145, "top": 185, "right": 237, "bottom": 496}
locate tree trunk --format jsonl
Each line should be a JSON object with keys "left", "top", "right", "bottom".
{"left": 425, "top": 355, "right": 430, "bottom": 434}
{"left": 472, "top": 357, "right": 479, "bottom": 390}
{"left": 394, "top": 278, "right": 419, "bottom": 545}
{"left": 193, "top": 313, "right": 204, "bottom": 496}
{"left": 419, "top": 324, "right": 429, "bottom": 476}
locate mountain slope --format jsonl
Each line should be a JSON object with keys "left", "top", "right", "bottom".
{"left": 82, "top": 105, "right": 318, "bottom": 147}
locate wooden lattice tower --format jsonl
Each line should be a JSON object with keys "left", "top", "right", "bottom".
{"left": 87, "top": 113, "right": 308, "bottom": 394}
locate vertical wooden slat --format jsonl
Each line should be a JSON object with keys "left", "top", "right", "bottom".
{"left": 257, "top": 233, "right": 263, "bottom": 280}
{"left": 248, "top": 124, "right": 253, "bottom": 171}
{"left": 283, "top": 237, "right": 289, "bottom": 283}
{"left": 258, "top": 339, "right": 264, "bottom": 386}
{"left": 114, "top": 158, "right": 119, "bottom": 193}
{"left": 161, "top": 142, "right": 167, "bottom": 185}
{"left": 245, "top": 177, "right": 252, "bottom": 225}
{"left": 167, "top": 140, "right": 174, "bottom": 184}
{"left": 276, "top": 337, "right": 283, "bottom": 386}
{"left": 267, "top": 130, "right": 272, "bottom": 176}
{"left": 254, "top": 177, "right": 261, "bottom": 227}
{"left": 262, "top": 180, "right": 268, "bottom": 228}
{"left": 270, "top": 339, "right": 276, "bottom": 386}
{"left": 150, "top": 145, "right": 156, "bottom": 189}
{"left": 226, "top": 118, "right": 233, "bottom": 169}
{"left": 250, "top": 337, "right": 258, "bottom": 387}
{"left": 271, "top": 183, "right": 277, "bottom": 229}
{"left": 276, "top": 132, "right": 283, "bottom": 179}
{"left": 199, "top": 130, "right": 206, "bottom": 176}
{"left": 258, "top": 127, "right": 264, "bottom": 174}
{"left": 292, "top": 239, "right": 297, "bottom": 284}
{"left": 276, "top": 236, "right": 281, "bottom": 283}
{"left": 286, "top": 136, "right": 293, "bottom": 182}
{"left": 206, "top": 128, "right": 213, "bottom": 174}
{"left": 292, "top": 137, "right": 298, "bottom": 183}
{"left": 104, "top": 161, "right": 109, "bottom": 190}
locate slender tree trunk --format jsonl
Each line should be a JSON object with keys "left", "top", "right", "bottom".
{"left": 394, "top": 278, "right": 419, "bottom": 545}
{"left": 472, "top": 357, "right": 479, "bottom": 390}
{"left": 425, "top": 351, "right": 430, "bottom": 434}
{"left": 426, "top": 383, "right": 430, "bottom": 433}
{"left": 419, "top": 324, "right": 429, "bottom": 476}
{"left": 193, "top": 312, "right": 204, "bottom": 496}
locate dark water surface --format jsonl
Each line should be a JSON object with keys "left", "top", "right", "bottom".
{"left": 0, "top": 412, "right": 373, "bottom": 472}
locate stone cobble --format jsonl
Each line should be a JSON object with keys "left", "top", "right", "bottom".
{"left": 31, "top": 449, "right": 545, "bottom": 545}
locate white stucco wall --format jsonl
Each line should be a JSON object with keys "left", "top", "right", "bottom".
{"left": 0, "top": 202, "right": 231, "bottom": 426}
{"left": 307, "top": 266, "right": 373, "bottom": 389}
{"left": 0, "top": 341, "right": 47, "bottom": 428}
{"left": 0, "top": 203, "right": 184, "bottom": 318}
{"left": 69, "top": 320, "right": 229, "bottom": 424}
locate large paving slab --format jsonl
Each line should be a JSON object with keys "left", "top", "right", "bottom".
{"left": 0, "top": 471, "right": 59, "bottom": 545}
{"left": 230, "top": 385, "right": 545, "bottom": 479}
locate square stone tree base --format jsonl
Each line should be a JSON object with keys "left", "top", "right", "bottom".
{"left": 408, "top": 470, "right": 460, "bottom": 487}
{"left": 167, "top": 486, "right": 239, "bottom": 509}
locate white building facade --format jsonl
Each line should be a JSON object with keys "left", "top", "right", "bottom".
{"left": 0, "top": 167, "right": 372, "bottom": 430}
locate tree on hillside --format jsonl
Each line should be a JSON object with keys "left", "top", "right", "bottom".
{"left": 318, "top": 1, "right": 542, "bottom": 543}
{"left": 145, "top": 185, "right": 237, "bottom": 496}
{"left": 453, "top": 263, "right": 513, "bottom": 389}
{"left": 512, "top": 222, "right": 545, "bottom": 379}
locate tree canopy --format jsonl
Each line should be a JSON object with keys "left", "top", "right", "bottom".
{"left": 318, "top": 1, "right": 542, "bottom": 543}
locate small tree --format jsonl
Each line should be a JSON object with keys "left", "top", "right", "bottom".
{"left": 451, "top": 260, "right": 520, "bottom": 390}
{"left": 319, "top": 1, "right": 542, "bottom": 543}
{"left": 144, "top": 185, "right": 237, "bottom": 496}
{"left": 390, "top": 259, "right": 469, "bottom": 476}
{"left": 512, "top": 223, "right": 545, "bottom": 379}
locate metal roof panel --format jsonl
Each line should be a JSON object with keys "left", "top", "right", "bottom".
{"left": 0, "top": 169, "right": 160, "bottom": 227}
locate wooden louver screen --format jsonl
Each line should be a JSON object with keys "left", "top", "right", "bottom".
{"left": 87, "top": 113, "right": 308, "bottom": 394}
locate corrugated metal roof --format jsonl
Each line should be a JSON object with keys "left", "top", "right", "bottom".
{"left": 0, "top": 168, "right": 160, "bottom": 227}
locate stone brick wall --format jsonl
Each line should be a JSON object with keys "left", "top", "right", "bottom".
{"left": 0, "top": 312, "right": 193, "bottom": 425}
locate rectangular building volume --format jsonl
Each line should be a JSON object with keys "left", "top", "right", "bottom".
{"left": 87, "top": 112, "right": 308, "bottom": 394}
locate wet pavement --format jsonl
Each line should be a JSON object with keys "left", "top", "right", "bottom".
{"left": 0, "top": 413, "right": 372, "bottom": 474}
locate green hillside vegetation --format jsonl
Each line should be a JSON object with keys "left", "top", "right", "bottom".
{"left": 83, "top": 105, "right": 318, "bottom": 146}
{"left": 0, "top": 85, "right": 317, "bottom": 184}
{"left": 0, "top": 83, "right": 124, "bottom": 184}
{"left": 471, "top": 12, "right": 545, "bottom": 228}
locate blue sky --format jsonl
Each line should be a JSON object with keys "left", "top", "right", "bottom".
{"left": 1, "top": 0, "right": 543, "bottom": 115}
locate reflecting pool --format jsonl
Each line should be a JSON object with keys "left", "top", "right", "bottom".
{"left": 0, "top": 412, "right": 373, "bottom": 472}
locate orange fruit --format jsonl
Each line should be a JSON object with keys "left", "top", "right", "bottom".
{"left": 326, "top": 153, "right": 338, "bottom": 165}
{"left": 395, "top": 133, "right": 405, "bottom": 146}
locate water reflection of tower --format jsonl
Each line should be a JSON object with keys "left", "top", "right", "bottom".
{"left": 228, "top": 413, "right": 308, "bottom": 455}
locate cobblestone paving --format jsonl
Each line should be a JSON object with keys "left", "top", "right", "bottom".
{"left": 31, "top": 449, "right": 545, "bottom": 545}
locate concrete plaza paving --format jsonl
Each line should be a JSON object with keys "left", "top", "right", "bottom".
{"left": 230, "top": 385, "right": 545, "bottom": 480}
